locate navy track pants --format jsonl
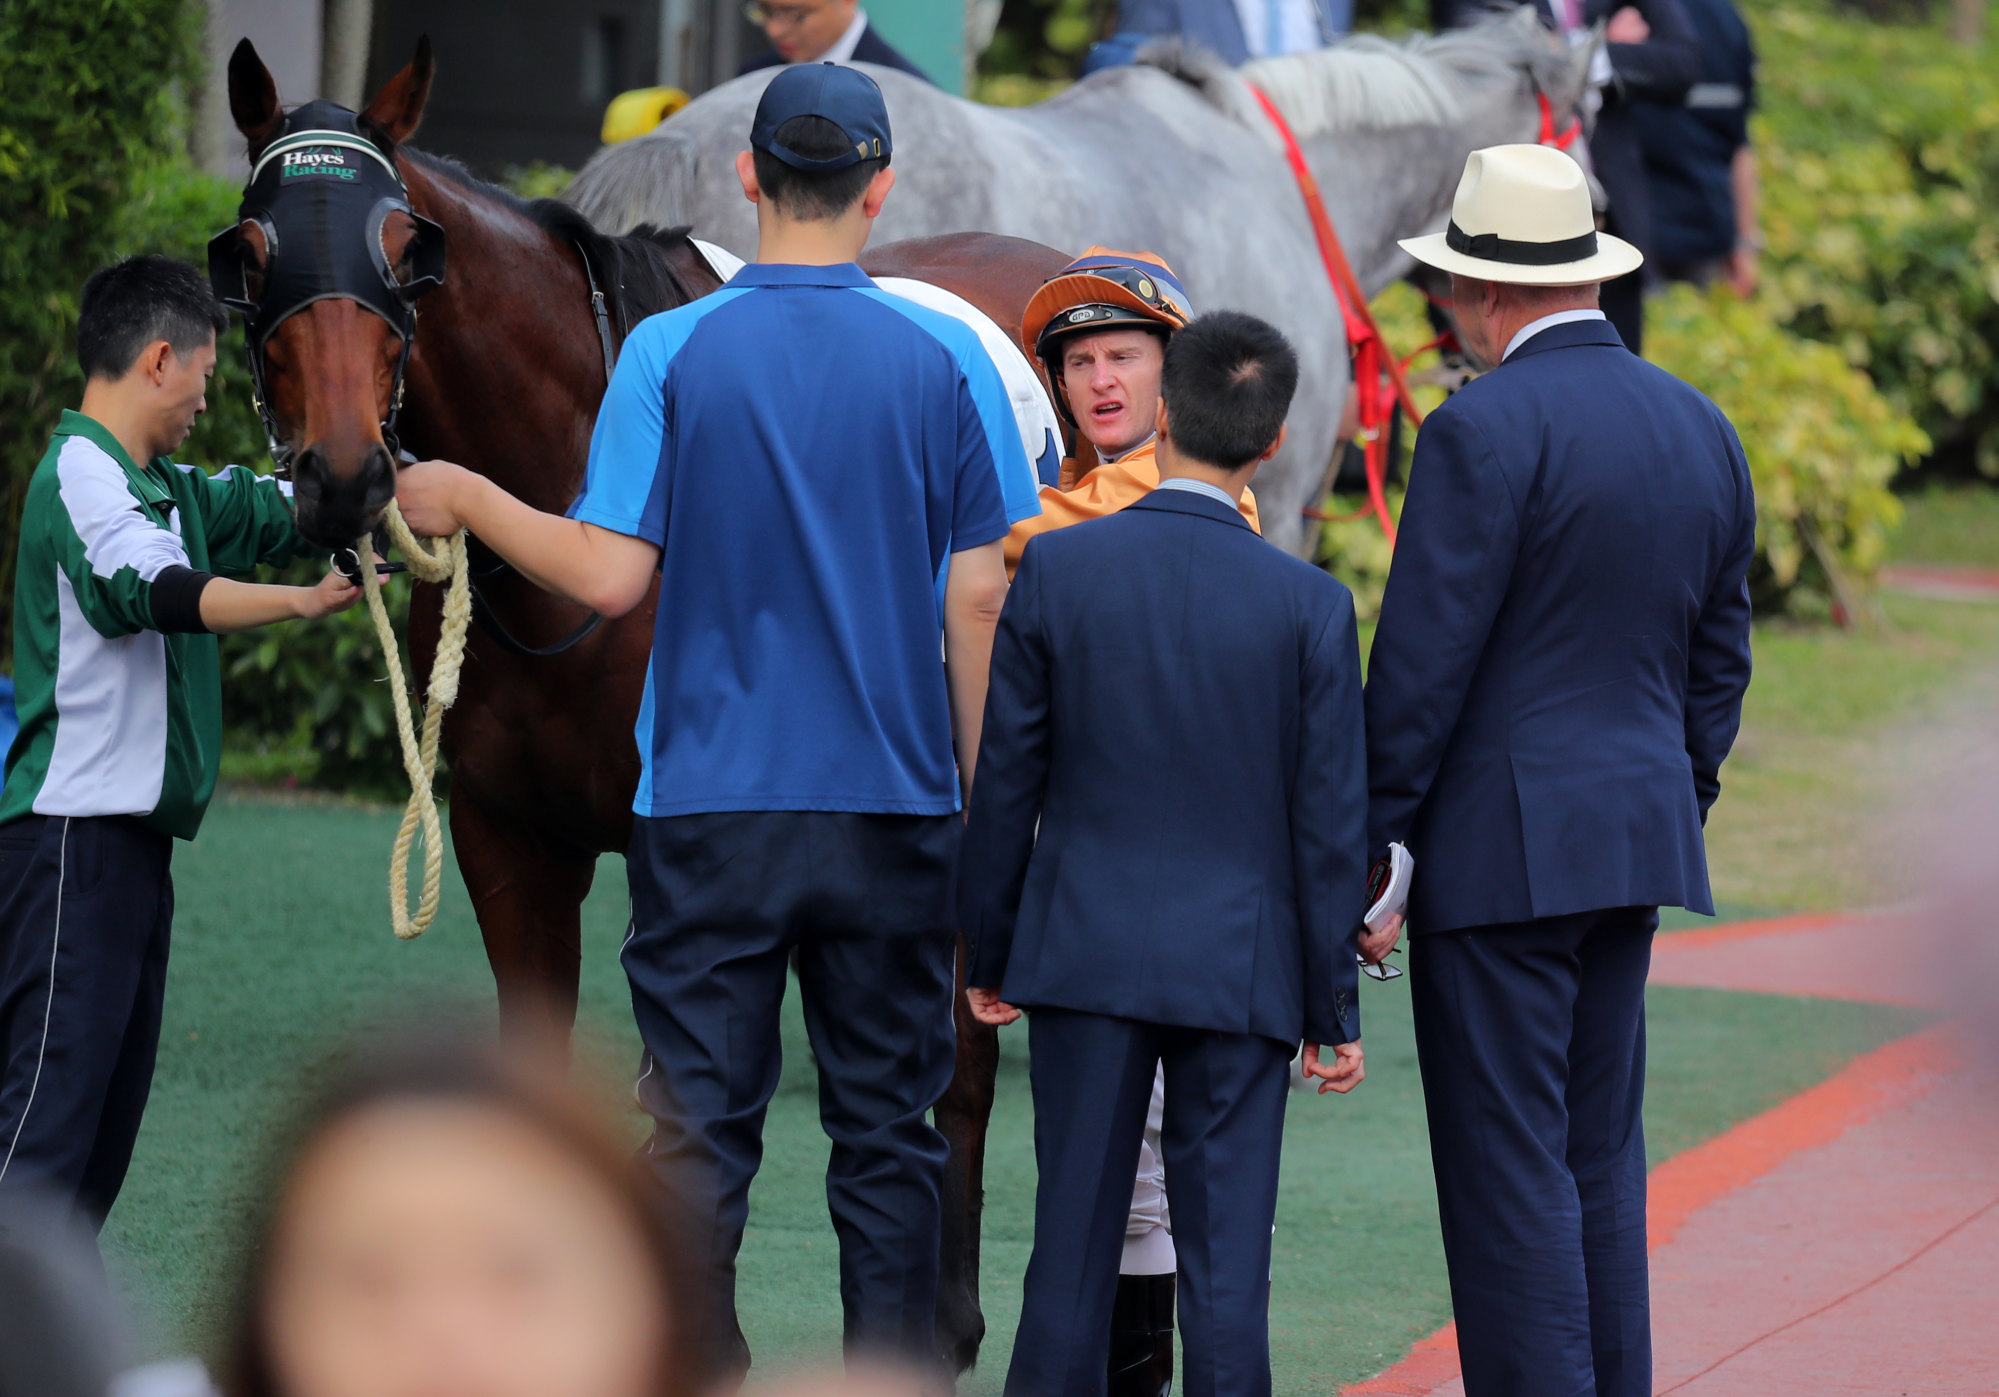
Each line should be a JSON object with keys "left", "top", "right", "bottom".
{"left": 623, "top": 810, "right": 961, "bottom": 1373}
{"left": 0, "top": 815, "right": 173, "bottom": 1230}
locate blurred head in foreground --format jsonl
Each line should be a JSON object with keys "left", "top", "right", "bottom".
{"left": 224, "top": 1036, "right": 694, "bottom": 1397}
{"left": 0, "top": 1189, "right": 135, "bottom": 1397}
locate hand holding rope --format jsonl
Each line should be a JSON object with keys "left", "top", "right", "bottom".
{"left": 358, "top": 501, "right": 473, "bottom": 940}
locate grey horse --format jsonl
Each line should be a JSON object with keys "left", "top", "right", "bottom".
{"left": 567, "top": 10, "right": 1588, "bottom": 556}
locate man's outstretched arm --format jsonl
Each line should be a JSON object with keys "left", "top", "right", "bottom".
{"left": 394, "top": 461, "right": 660, "bottom": 619}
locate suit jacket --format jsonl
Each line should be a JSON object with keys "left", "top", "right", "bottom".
{"left": 738, "top": 23, "right": 934, "bottom": 84}
{"left": 1364, "top": 318, "right": 1754, "bottom": 934}
{"left": 961, "top": 489, "right": 1367, "bottom": 1047}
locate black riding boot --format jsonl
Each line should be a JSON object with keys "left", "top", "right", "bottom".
{"left": 1108, "top": 1272, "right": 1176, "bottom": 1397}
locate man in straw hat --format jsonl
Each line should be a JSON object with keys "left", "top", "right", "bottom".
{"left": 1364, "top": 143, "right": 1755, "bottom": 1397}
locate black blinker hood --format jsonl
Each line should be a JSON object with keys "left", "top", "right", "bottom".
{"left": 207, "top": 100, "right": 445, "bottom": 348}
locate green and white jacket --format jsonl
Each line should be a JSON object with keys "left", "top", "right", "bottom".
{"left": 1, "top": 410, "right": 317, "bottom": 840}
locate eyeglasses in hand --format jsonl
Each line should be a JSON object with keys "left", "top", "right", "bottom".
{"left": 1358, "top": 947, "right": 1405, "bottom": 982}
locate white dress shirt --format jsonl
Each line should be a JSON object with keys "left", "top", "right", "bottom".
{"left": 1503, "top": 308, "right": 1609, "bottom": 362}
{"left": 816, "top": 6, "right": 870, "bottom": 63}
{"left": 1232, "top": 0, "right": 1327, "bottom": 55}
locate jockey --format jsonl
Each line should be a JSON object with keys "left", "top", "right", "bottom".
{"left": 1006, "top": 248, "right": 1260, "bottom": 577}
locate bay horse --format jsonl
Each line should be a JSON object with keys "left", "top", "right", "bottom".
{"left": 220, "top": 38, "right": 1059, "bottom": 1372}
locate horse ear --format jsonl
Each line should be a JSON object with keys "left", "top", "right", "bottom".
{"left": 360, "top": 34, "right": 435, "bottom": 146}
{"left": 228, "top": 38, "right": 284, "bottom": 157}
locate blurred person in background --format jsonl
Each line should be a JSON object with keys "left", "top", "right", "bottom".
{"left": 738, "top": 0, "right": 933, "bottom": 83}
{"left": 1634, "top": 0, "right": 1761, "bottom": 297}
{"left": 220, "top": 1037, "right": 697, "bottom": 1397}
{"left": 1084, "top": 0, "right": 1346, "bottom": 74}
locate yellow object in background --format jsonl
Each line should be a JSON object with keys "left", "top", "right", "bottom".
{"left": 601, "top": 87, "right": 691, "bottom": 145}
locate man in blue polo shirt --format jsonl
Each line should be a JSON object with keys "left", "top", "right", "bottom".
{"left": 396, "top": 63, "right": 1033, "bottom": 1374}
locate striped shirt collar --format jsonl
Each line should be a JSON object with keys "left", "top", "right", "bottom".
{"left": 1156, "top": 476, "right": 1241, "bottom": 510}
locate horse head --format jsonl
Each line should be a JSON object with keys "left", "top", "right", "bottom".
{"left": 214, "top": 38, "right": 441, "bottom": 547}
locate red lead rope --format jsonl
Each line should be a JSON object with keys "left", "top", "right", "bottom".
{"left": 1537, "top": 90, "right": 1583, "bottom": 150}
{"left": 1248, "top": 83, "right": 1428, "bottom": 547}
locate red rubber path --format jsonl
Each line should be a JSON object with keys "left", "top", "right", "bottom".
{"left": 1343, "top": 914, "right": 1999, "bottom": 1396}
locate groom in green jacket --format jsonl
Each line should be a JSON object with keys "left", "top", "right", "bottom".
{"left": 0, "top": 255, "right": 358, "bottom": 1233}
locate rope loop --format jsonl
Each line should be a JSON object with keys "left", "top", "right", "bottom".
{"left": 359, "top": 499, "right": 472, "bottom": 940}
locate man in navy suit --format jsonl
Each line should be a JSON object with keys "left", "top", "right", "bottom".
{"left": 739, "top": 1, "right": 934, "bottom": 84}
{"left": 1373, "top": 144, "right": 1755, "bottom": 1397}
{"left": 960, "top": 311, "right": 1373, "bottom": 1397}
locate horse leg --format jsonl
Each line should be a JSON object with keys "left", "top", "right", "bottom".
{"left": 449, "top": 795, "right": 595, "bottom": 1049}
{"left": 934, "top": 933, "right": 999, "bottom": 1373}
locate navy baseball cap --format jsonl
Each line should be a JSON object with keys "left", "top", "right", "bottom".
{"left": 751, "top": 63, "right": 892, "bottom": 172}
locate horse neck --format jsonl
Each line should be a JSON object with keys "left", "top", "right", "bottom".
{"left": 394, "top": 158, "right": 615, "bottom": 516}
{"left": 1301, "top": 78, "right": 1544, "bottom": 297}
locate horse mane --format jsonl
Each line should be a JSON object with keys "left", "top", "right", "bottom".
{"left": 1143, "top": 8, "right": 1579, "bottom": 141}
{"left": 398, "top": 148, "right": 699, "bottom": 337}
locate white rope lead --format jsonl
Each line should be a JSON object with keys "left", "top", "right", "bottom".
{"left": 359, "top": 500, "right": 472, "bottom": 939}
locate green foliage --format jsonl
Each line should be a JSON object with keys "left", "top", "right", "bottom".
{"left": 217, "top": 561, "right": 415, "bottom": 800}
{"left": 1751, "top": 3, "right": 1999, "bottom": 478}
{"left": 979, "top": 0, "right": 1115, "bottom": 78}
{"left": 0, "top": 0, "right": 203, "bottom": 662}
{"left": 499, "top": 162, "right": 577, "bottom": 201}
{"left": 1647, "top": 283, "right": 1919, "bottom": 611}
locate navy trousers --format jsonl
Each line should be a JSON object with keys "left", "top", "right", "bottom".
{"left": 1410, "top": 906, "right": 1657, "bottom": 1397}
{"left": 623, "top": 811, "right": 960, "bottom": 1372}
{"left": 0, "top": 816, "right": 174, "bottom": 1230}
{"left": 1008, "top": 1009, "right": 1292, "bottom": 1397}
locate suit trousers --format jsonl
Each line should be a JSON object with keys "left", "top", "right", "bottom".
{"left": 623, "top": 811, "right": 960, "bottom": 1372}
{"left": 1410, "top": 906, "right": 1657, "bottom": 1397}
{"left": 1007, "top": 1009, "right": 1293, "bottom": 1397}
{"left": 0, "top": 815, "right": 174, "bottom": 1231}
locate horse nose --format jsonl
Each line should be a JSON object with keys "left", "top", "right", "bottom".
{"left": 291, "top": 442, "right": 398, "bottom": 546}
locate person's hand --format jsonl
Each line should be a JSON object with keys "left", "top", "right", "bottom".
{"left": 394, "top": 459, "right": 474, "bottom": 537}
{"left": 1727, "top": 244, "right": 1760, "bottom": 298}
{"left": 966, "top": 987, "right": 1021, "bottom": 1027}
{"left": 1606, "top": 5, "right": 1650, "bottom": 42}
{"left": 1359, "top": 911, "right": 1403, "bottom": 967}
{"left": 1301, "top": 1040, "right": 1365, "bottom": 1094}
{"left": 295, "top": 569, "right": 362, "bottom": 619}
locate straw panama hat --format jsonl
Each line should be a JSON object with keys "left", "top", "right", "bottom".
{"left": 1399, "top": 143, "right": 1643, "bottom": 286}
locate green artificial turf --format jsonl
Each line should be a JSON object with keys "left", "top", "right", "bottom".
{"left": 103, "top": 797, "right": 1925, "bottom": 1393}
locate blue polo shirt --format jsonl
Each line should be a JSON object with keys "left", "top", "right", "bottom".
{"left": 574, "top": 261, "right": 1038, "bottom": 818}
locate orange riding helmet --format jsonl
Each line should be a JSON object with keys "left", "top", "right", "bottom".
{"left": 1022, "top": 248, "right": 1194, "bottom": 428}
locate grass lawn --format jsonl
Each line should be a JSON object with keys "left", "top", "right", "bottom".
{"left": 1702, "top": 488, "right": 1999, "bottom": 912}
{"left": 101, "top": 489, "right": 1993, "bottom": 1390}
{"left": 107, "top": 798, "right": 1926, "bottom": 1392}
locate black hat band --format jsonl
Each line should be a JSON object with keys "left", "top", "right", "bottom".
{"left": 1446, "top": 221, "right": 1599, "bottom": 266}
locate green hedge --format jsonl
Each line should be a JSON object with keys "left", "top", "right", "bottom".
{"left": 1751, "top": 3, "right": 1999, "bottom": 480}
{"left": 0, "top": 0, "right": 201, "bottom": 660}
